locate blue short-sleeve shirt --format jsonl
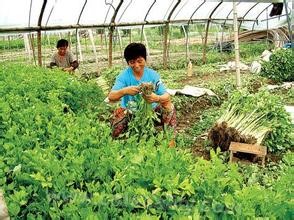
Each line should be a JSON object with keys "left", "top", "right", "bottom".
{"left": 111, "top": 67, "right": 167, "bottom": 109}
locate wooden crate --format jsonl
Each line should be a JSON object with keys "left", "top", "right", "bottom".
{"left": 229, "top": 142, "right": 267, "bottom": 167}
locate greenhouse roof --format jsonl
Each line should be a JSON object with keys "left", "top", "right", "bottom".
{"left": 0, "top": 0, "right": 291, "bottom": 32}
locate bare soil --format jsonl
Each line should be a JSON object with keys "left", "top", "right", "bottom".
{"left": 173, "top": 71, "right": 285, "bottom": 165}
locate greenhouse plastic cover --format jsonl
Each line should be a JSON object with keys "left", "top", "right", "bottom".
{"left": 0, "top": 0, "right": 292, "bottom": 31}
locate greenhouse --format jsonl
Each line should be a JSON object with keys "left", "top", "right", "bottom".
{"left": 0, "top": 0, "right": 293, "bottom": 219}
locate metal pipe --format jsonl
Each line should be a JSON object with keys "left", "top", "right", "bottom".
{"left": 75, "top": 0, "right": 88, "bottom": 63}
{"left": 0, "top": 18, "right": 257, "bottom": 34}
{"left": 37, "top": 0, "right": 47, "bottom": 66}
{"left": 141, "top": 0, "right": 156, "bottom": 42}
{"left": 202, "top": 1, "right": 223, "bottom": 64}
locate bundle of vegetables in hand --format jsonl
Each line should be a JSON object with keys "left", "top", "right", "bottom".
{"left": 208, "top": 90, "right": 292, "bottom": 152}
{"left": 139, "top": 82, "right": 154, "bottom": 95}
{"left": 127, "top": 82, "right": 159, "bottom": 140}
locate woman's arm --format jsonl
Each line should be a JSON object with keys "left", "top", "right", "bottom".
{"left": 70, "top": 60, "right": 79, "bottom": 70}
{"left": 143, "top": 92, "right": 172, "bottom": 111}
{"left": 108, "top": 86, "right": 140, "bottom": 102}
{"left": 49, "top": 62, "right": 57, "bottom": 68}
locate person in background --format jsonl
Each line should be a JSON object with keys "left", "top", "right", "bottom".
{"left": 49, "top": 39, "right": 79, "bottom": 72}
{"left": 108, "top": 43, "right": 177, "bottom": 144}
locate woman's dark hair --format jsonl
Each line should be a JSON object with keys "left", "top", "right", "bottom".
{"left": 124, "top": 43, "right": 147, "bottom": 63}
{"left": 56, "top": 39, "right": 69, "bottom": 48}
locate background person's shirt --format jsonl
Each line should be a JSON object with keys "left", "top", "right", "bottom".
{"left": 50, "top": 51, "right": 75, "bottom": 68}
{"left": 112, "top": 67, "right": 167, "bottom": 109}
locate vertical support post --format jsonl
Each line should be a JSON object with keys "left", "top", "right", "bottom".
{"left": 36, "top": 0, "right": 47, "bottom": 67}
{"left": 107, "top": 0, "right": 124, "bottom": 68}
{"left": 104, "top": 29, "right": 108, "bottom": 63}
{"left": 163, "top": 0, "right": 182, "bottom": 69}
{"left": 117, "top": 28, "right": 124, "bottom": 65}
{"left": 100, "top": 30, "right": 104, "bottom": 60}
{"left": 202, "top": 19, "right": 210, "bottom": 64}
{"left": 77, "top": 30, "right": 83, "bottom": 62}
{"left": 202, "top": 2, "right": 222, "bottom": 64}
{"left": 266, "top": 8, "right": 269, "bottom": 49}
{"left": 68, "top": 31, "right": 72, "bottom": 47}
{"left": 29, "top": 33, "right": 37, "bottom": 65}
{"left": 108, "top": 26, "right": 114, "bottom": 67}
{"left": 233, "top": 1, "right": 241, "bottom": 88}
{"left": 37, "top": 30, "right": 42, "bottom": 66}
{"left": 129, "top": 29, "right": 132, "bottom": 43}
{"left": 142, "top": 28, "right": 151, "bottom": 63}
{"left": 88, "top": 29, "right": 98, "bottom": 64}
{"left": 163, "top": 23, "right": 169, "bottom": 69}
{"left": 182, "top": 25, "right": 189, "bottom": 62}
{"left": 47, "top": 34, "right": 50, "bottom": 46}
{"left": 24, "top": 33, "right": 32, "bottom": 63}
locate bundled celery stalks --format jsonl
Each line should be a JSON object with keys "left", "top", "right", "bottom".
{"left": 208, "top": 104, "right": 271, "bottom": 151}
{"left": 209, "top": 90, "right": 292, "bottom": 152}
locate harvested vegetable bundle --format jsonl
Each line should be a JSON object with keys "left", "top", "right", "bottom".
{"left": 127, "top": 82, "right": 159, "bottom": 139}
{"left": 208, "top": 104, "right": 271, "bottom": 151}
{"left": 139, "top": 82, "right": 154, "bottom": 95}
{"left": 208, "top": 89, "right": 293, "bottom": 152}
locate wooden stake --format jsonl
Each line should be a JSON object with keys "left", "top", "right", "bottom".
{"left": 233, "top": 1, "right": 241, "bottom": 88}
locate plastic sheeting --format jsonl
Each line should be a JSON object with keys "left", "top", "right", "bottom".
{"left": 0, "top": 0, "right": 291, "bottom": 31}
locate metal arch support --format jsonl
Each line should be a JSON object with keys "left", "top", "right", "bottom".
{"left": 110, "top": 0, "right": 124, "bottom": 24}
{"left": 173, "top": 0, "right": 188, "bottom": 20}
{"left": 45, "top": 0, "right": 58, "bottom": 27}
{"left": 75, "top": 0, "right": 88, "bottom": 64}
{"left": 167, "top": 0, "right": 181, "bottom": 21}
{"left": 141, "top": 0, "right": 156, "bottom": 42}
{"left": 37, "top": 0, "right": 48, "bottom": 66}
{"left": 28, "top": 0, "right": 36, "bottom": 65}
{"left": 188, "top": 1, "right": 206, "bottom": 27}
{"left": 77, "top": 0, "right": 88, "bottom": 24}
{"left": 29, "top": 0, "right": 33, "bottom": 27}
{"left": 163, "top": 0, "right": 181, "bottom": 69}
{"left": 252, "top": 3, "right": 272, "bottom": 31}
{"left": 141, "top": 0, "right": 156, "bottom": 60}
{"left": 103, "top": 0, "right": 115, "bottom": 61}
{"left": 202, "top": 1, "right": 222, "bottom": 64}
{"left": 108, "top": 0, "right": 124, "bottom": 67}
{"left": 1, "top": 18, "right": 258, "bottom": 33}
{"left": 44, "top": 0, "right": 58, "bottom": 66}
{"left": 44, "top": 0, "right": 58, "bottom": 60}
{"left": 118, "top": 0, "right": 133, "bottom": 22}
{"left": 261, "top": 14, "right": 288, "bottom": 22}
{"left": 238, "top": 2, "right": 259, "bottom": 32}
{"left": 117, "top": 0, "right": 132, "bottom": 64}
{"left": 164, "top": 0, "right": 176, "bottom": 20}
{"left": 104, "top": 0, "right": 115, "bottom": 24}
{"left": 171, "top": 0, "right": 189, "bottom": 62}
{"left": 185, "top": 0, "right": 206, "bottom": 61}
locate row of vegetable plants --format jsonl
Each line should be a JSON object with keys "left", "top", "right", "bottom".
{"left": 0, "top": 63, "right": 293, "bottom": 219}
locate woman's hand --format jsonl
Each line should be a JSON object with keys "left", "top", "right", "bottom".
{"left": 63, "top": 67, "right": 74, "bottom": 72}
{"left": 143, "top": 93, "right": 160, "bottom": 103}
{"left": 123, "top": 86, "right": 140, "bottom": 96}
{"left": 108, "top": 86, "right": 140, "bottom": 102}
